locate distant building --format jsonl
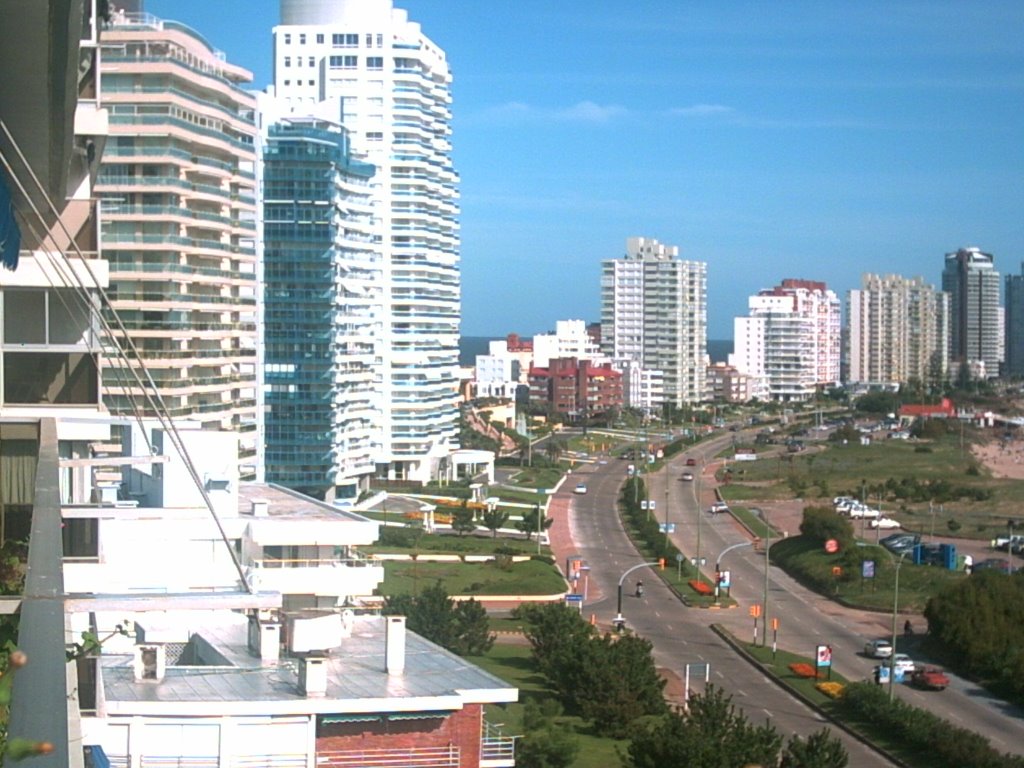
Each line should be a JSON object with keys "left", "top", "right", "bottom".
{"left": 533, "top": 319, "right": 602, "bottom": 368}
{"left": 942, "top": 247, "right": 1001, "bottom": 378}
{"left": 1005, "top": 264, "right": 1024, "bottom": 377}
{"left": 601, "top": 236, "right": 708, "bottom": 406}
{"left": 529, "top": 357, "right": 623, "bottom": 420}
{"left": 706, "top": 362, "right": 756, "bottom": 403}
{"left": 474, "top": 339, "right": 523, "bottom": 399}
{"left": 733, "top": 279, "right": 840, "bottom": 402}
{"left": 847, "top": 274, "right": 949, "bottom": 387}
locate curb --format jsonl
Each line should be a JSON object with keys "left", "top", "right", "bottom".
{"left": 709, "top": 623, "right": 909, "bottom": 768}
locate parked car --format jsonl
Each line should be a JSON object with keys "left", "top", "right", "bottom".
{"left": 972, "top": 558, "right": 1014, "bottom": 574}
{"left": 573, "top": 483, "right": 588, "bottom": 495}
{"left": 892, "top": 653, "right": 915, "bottom": 675}
{"left": 847, "top": 505, "right": 881, "bottom": 520}
{"left": 910, "top": 666, "right": 950, "bottom": 690}
{"left": 685, "top": 457, "right": 697, "bottom": 466}
{"left": 864, "top": 639, "right": 894, "bottom": 658}
{"left": 681, "top": 472, "right": 694, "bottom": 482}
{"left": 881, "top": 534, "right": 920, "bottom": 555}
{"left": 870, "top": 517, "right": 901, "bottom": 530}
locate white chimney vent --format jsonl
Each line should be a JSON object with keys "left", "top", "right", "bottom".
{"left": 385, "top": 616, "right": 406, "bottom": 675}
{"left": 251, "top": 499, "right": 269, "bottom": 517}
{"left": 133, "top": 643, "right": 166, "bottom": 682}
{"left": 298, "top": 655, "right": 327, "bottom": 697}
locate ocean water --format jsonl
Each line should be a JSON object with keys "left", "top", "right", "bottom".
{"left": 460, "top": 336, "right": 733, "bottom": 366}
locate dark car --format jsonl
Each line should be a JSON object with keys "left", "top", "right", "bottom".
{"left": 881, "top": 533, "right": 920, "bottom": 556}
{"left": 685, "top": 458, "right": 697, "bottom": 466}
{"left": 972, "top": 558, "right": 1014, "bottom": 574}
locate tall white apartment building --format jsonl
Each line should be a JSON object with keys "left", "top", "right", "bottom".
{"left": 533, "top": 319, "right": 602, "bottom": 368}
{"left": 847, "top": 274, "right": 949, "bottom": 387}
{"left": 474, "top": 339, "right": 522, "bottom": 399}
{"left": 273, "top": 0, "right": 460, "bottom": 483}
{"left": 733, "top": 279, "right": 840, "bottom": 402}
{"left": 600, "top": 237, "right": 707, "bottom": 406}
{"left": 97, "top": 13, "right": 260, "bottom": 478}
{"left": 728, "top": 317, "right": 769, "bottom": 401}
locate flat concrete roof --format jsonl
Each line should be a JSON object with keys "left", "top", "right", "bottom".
{"left": 238, "top": 483, "right": 374, "bottom": 523}
{"left": 101, "top": 614, "right": 517, "bottom": 717}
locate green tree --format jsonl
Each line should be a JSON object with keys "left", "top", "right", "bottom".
{"left": 574, "top": 634, "right": 667, "bottom": 737}
{"left": 545, "top": 438, "right": 567, "bottom": 463}
{"left": 451, "top": 502, "right": 476, "bottom": 537}
{"left": 854, "top": 390, "right": 899, "bottom": 415}
{"left": 782, "top": 728, "right": 849, "bottom": 768}
{"left": 481, "top": 507, "right": 510, "bottom": 538}
{"left": 383, "top": 583, "right": 493, "bottom": 657}
{"left": 627, "top": 685, "right": 785, "bottom": 768}
{"left": 517, "top": 505, "right": 553, "bottom": 541}
{"left": 799, "top": 506, "right": 854, "bottom": 551}
{"left": 515, "top": 700, "right": 579, "bottom": 768}
{"left": 516, "top": 602, "right": 597, "bottom": 699}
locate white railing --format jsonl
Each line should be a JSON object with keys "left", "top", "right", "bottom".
{"left": 316, "top": 745, "right": 459, "bottom": 767}
{"left": 481, "top": 720, "right": 518, "bottom": 764}
{"left": 139, "top": 758, "right": 218, "bottom": 768}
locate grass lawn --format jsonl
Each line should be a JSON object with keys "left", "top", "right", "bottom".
{"left": 363, "top": 531, "right": 550, "bottom": 557}
{"left": 381, "top": 558, "right": 567, "bottom": 597}
{"left": 468, "top": 641, "right": 630, "bottom": 768}
{"left": 501, "top": 466, "right": 564, "bottom": 490}
{"left": 719, "top": 433, "right": 1024, "bottom": 540}
{"left": 770, "top": 535, "right": 964, "bottom": 612}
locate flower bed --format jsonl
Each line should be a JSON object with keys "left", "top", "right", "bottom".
{"left": 688, "top": 579, "right": 714, "bottom": 596}
{"left": 789, "top": 662, "right": 819, "bottom": 679}
{"left": 815, "top": 681, "right": 845, "bottom": 699}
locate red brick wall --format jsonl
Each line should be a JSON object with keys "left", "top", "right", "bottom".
{"left": 316, "top": 705, "right": 482, "bottom": 766}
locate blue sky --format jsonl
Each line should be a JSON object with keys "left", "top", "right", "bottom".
{"left": 147, "top": 0, "right": 1024, "bottom": 339}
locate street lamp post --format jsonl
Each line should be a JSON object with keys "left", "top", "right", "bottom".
{"left": 694, "top": 458, "right": 703, "bottom": 580}
{"left": 858, "top": 541, "right": 908, "bottom": 700}
{"left": 762, "top": 508, "right": 771, "bottom": 647}
{"left": 887, "top": 550, "right": 909, "bottom": 701}
{"left": 614, "top": 560, "right": 662, "bottom": 627}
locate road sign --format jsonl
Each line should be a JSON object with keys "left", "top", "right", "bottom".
{"left": 816, "top": 644, "right": 833, "bottom": 667}
{"left": 658, "top": 523, "right": 676, "bottom": 533}
{"left": 862, "top": 560, "right": 875, "bottom": 578}
{"left": 749, "top": 605, "right": 762, "bottom": 618}
{"left": 719, "top": 570, "right": 731, "bottom": 589}
{"left": 824, "top": 538, "right": 839, "bottom": 553}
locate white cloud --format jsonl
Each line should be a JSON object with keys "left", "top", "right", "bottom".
{"left": 469, "top": 100, "right": 627, "bottom": 125}
{"left": 555, "top": 100, "right": 627, "bottom": 122}
{"left": 671, "top": 103, "right": 736, "bottom": 118}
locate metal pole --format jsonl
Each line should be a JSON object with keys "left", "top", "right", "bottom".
{"left": 695, "top": 459, "right": 703, "bottom": 579}
{"left": 664, "top": 470, "right": 670, "bottom": 547}
{"left": 889, "top": 553, "right": 905, "bottom": 701}
{"left": 763, "top": 509, "right": 770, "bottom": 646}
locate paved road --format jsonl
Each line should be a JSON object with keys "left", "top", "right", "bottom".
{"left": 560, "top": 450, "right": 894, "bottom": 766}
{"left": 554, "top": 430, "right": 1024, "bottom": 762}
{"left": 654, "top": 435, "right": 1024, "bottom": 757}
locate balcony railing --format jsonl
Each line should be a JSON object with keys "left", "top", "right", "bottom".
{"left": 316, "top": 746, "right": 459, "bottom": 768}
{"left": 481, "top": 719, "right": 517, "bottom": 764}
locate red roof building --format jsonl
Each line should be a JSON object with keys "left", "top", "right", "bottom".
{"left": 898, "top": 397, "right": 956, "bottom": 419}
{"left": 529, "top": 357, "right": 623, "bottom": 419}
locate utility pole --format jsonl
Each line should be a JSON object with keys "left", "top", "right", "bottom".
{"left": 762, "top": 509, "right": 771, "bottom": 646}
{"left": 695, "top": 458, "right": 703, "bottom": 579}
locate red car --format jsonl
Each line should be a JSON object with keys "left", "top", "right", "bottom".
{"left": 685, "top": 458, "right": 697, "bottom": 466}
{"left": 910, "top": 667, "right": 949, "bottom": 691}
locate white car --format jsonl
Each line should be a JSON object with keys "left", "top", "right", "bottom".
{"left": 847, "top": 505, "right": 881, "bottom": 519}
{"left": 892, "top": 653, "right": 915, "bottom": 674}
{"left": 864, "top": 639, "right": 894, "bottom": 658}
{"left": 871, "top": 517, "right": 901, "bottom": 530}
{"left": 709, "top": 502, "right": 730, "bottom": 514}
{"left": 573, "top": 483, "right": 588, "bottom": 495}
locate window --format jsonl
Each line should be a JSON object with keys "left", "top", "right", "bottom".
{"left": 284, "top": 33, "right": 291, "bottom": 44}
{"left": 367, "top": 56, "right": 383, "bottom": 70}
{"left": 299, "top": 33, "right": 306, "bottom": 44}
{"left": 308, "top": 56, "right": 315, "bottom": 67}
{"left": 365, "top": 33, "right": 373, "bottom": 46}
{"left": 283, "top": 79, "right": 290, "bottom": 86}
{"left": 284, "top": 56, "right": 291, "bottom": 67}
{"left": 316, "top": 33, "right": 324, "bottom": 44}
{"left": 342, "top": 55, "right": 357, "bottom": 69}
{"left": 367, "top": 131, "right": 383, "bottom": 142}
{"left": 376, "top": 34, "right": 383, "bottom": 47}
{"left": 332, "top": 33, "right": 358, "bottom": 47}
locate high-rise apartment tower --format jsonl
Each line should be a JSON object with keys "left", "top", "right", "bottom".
{"left": 272, "top": 0, "right": 460, "bottom": 483}
{"left": 97, "top": 13, "right": 260, "bottom": 477}
{"left": 847, "top": 274, "right": 949, "bottom": 387}
{"left": 942, "top": 247, "right": 1001, "bottom": 378}
{"left": 600, "top": 237, "right": 707, "bottom": 406}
